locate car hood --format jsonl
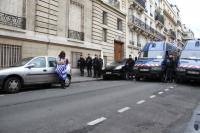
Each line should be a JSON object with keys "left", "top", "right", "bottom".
{"left": 0, "top": 66, "right": 24, "bottom": 75}
{"left": 135, "top": 58, "right": 162, "bottom": 67}
{"left": 105, "top": 64, "right": 124, "bottom": 70}
{"left": 178, "top": 59, "right": 200, "bottom": 69}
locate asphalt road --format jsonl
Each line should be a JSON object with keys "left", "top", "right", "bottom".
{"left": 0, "top": 80, "right": 199, "bottom": 133}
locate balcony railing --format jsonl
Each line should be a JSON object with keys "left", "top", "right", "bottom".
{"left": 0, "top": 12, "right": 26, "bottom": 29}
{"left": 68, "top": 30, "right": 84, "bottom": 41}
{"left": 135, "top": 0, "right": 146, "bottom": 9}
{"left": 129, "top": 15, "right": 165, "bottom": 40}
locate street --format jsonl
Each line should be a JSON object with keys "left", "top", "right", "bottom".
{"left": 0, "top": 80, "right": 199, "bottom": 133}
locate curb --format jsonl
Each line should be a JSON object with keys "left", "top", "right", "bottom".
{"left": 71, "top": 78, "right": 102, "bottom": 84}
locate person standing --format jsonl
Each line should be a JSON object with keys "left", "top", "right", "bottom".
{"left": 165, "top": 54, "right": 175, "bottom": 82}
{"left": 98, "top": 55, "right": 103, "bottom": 78}
{"left": 78, "top": 54, "right": 85, "bottom": 76}
{"left": 55, "top": 51, "right": 67, "bottom": 88}
{"left": 92, "top": 54, "right": 99, "bottom": 78}
{"left": 126, "top": 55, "right": 134, "bottom": 80}
{"left": 86, "top": 54, "right": 93, "bottom": 77}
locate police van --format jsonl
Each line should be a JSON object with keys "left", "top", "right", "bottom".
{"left": 133, "top": 41, "right": 179, "bottom": 81}
{"left": 176, "top": 40, "right": 200, "bottom": 82}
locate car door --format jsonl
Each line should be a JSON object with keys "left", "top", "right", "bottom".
{"left": 46, "top": 57, "right": 58, "bottom": 83}
{"left": 24, "top": 57, "right": 48, "bottom": 84}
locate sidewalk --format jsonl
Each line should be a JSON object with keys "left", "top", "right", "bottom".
{"left": 71, "top": 69, "right": 102, "bottom": 83}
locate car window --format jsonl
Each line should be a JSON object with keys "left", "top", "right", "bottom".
{"left": 48, "top": 57, "right": 56, "bottom": 67}
{"left": 29, "top": 57, "right": 46, "bottom": 68}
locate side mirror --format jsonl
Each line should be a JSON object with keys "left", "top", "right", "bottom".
{"left": 25, "top": 64, "right": 35, "bottom": 69}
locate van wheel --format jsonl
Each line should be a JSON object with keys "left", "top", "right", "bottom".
{"left": 4, "top": 77, "right": 21, "bottom": 93}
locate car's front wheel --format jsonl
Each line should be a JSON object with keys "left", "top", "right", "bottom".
{"left": 4, "top": 77, "right": 21, "bottom": 93}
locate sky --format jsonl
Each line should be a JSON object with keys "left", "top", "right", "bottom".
{"left": 168, "top": 0, "right": 200, "bottom": 38}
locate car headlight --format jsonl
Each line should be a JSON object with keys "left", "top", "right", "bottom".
{"left": 114, "top": 65, "right": 124, "bottom": 70}
{"left": 177, "top": 67, "right": 186, "bottom": 72}
{"left": 151, "top": 67, "right": 162, "bottom": 71}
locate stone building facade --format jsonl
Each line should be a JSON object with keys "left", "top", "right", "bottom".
{"left": 0, "top": 0, "right": 101, "bottom": 68}
{"left": 92, "top": 0, "right": 126, "bottom": 64}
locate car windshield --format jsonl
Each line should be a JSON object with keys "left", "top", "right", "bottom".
{"left": 110, "top": 59, "right": 127, "bottom": 65}
{"left": 140, "top": 42, "right": 165, "bottom": 59}
{"left": 11, "top": 57, "right": 34, "bottom": 67}
{"left": 180, "top": 51, "right": 200, "bottom": 60}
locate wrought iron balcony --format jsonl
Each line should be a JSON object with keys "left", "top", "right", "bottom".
{"left": 135, "top": 0, "right": 146, "bottom": 9}
{"left": 129, "top": 15, "right": 165, "bottom": 40}
{"left": 0, "top": 12, "right": 26, "bottom": 29}
{"left": 68, "top": 30, "right": 84, "bottom": 41}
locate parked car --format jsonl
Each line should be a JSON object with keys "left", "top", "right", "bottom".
{"left": 0, "top": 56, "right": 71, "bottom": 93}
{"left": 134, "top": 41, "right": 180, "bottom": 81}
{"left": 102, "top": 59, "right": 133, "bottom": 80}
{"left": 176, "top": 40, "right": 200, "bottom": 83}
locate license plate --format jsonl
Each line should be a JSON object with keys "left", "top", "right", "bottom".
{"left": 140, "top": 69, "right": 149, "bottom": 72}
{"left": 106, "top": 72, "right": 111, "bottom": 74}
{"left": 187, "top": 71, "right": 199, "bottom": 75}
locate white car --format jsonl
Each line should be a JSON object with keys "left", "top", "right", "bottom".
{"left": 0, "top": 56, "right": 71, "bottom": 93}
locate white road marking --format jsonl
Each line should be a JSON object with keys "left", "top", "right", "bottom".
{"left": 170, "top": 86, "right": 174, "bottom": 89}
{"left": 137, "top": 100, "right": 146, "bottom": 105}
{"left": 158, "top": 92, "right": 164, "bottom": 95}
{"left": 87, "top": 117, "right": 107, "bottom": 126}
{"left": 118, "top": 107, "right": 131, "bottom": 113}
{"left": 165, "top": 89, "right": 169, "bottom": 91}
{"left": 150, "top": 95, "right": 156, "bottom": 99}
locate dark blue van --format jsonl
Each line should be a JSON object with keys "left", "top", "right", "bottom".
{"left": 176, "top": 40, "right": 200, "bottom": 82}
{"left": 134, "top": 41, "right": 179, "bottom": 81}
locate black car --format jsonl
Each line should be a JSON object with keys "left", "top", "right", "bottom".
{"left": 102, "top": 59, "right": 133, "bottom": 80}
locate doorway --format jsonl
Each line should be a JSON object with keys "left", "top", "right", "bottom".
{"left": 114, "top": 41, "right": 124, "bottom": 61}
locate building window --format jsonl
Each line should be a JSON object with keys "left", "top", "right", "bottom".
{"left": 117, "top": 18, "right": 123, "bottom": 31}
{"left": 102, "top": 28, "right": 107, "bottom": 42}
{"left": 68, "top": 1, "right": 84, "bottom": 41}
{"left": 0, "top": 44, "right": 22, "bottom": 68}
{"left": 103, "top": 11, "right": 107, "bottom": 25}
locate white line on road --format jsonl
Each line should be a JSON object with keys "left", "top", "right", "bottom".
{"left": 150, "top": 95, "right": 156, "bottom": 99}
{"left": 158, "top": 92, "right": 164, "bottom": 95}
{"left": 118, "top": 107, "right": 131, "bottom": 113}
{"left": 137, "top": 100, "right": 146, "bottom": 105}
{"left": 164, "top": 89, "right": 169, "bottom": 91}
{"left": 87, "top": 117, "right": 107, "bottom": 126}
{"left": 170, "top": 86, "right": 174, "bottom": 89}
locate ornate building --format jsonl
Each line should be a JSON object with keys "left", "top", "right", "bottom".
{"left": 0, "top": 0, "right": 101, "bottom": 68}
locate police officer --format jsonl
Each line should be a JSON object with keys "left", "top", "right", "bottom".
{"left": 78, "top": 54, "right": 85, "bottom": 76}
{"left": 92, "top": 54, "right": 99, "bottom": 78}
{"left": 126, "top": 55, "right": 134, "bottom": 79}
{"left": 98, "top": 55, "right": 103, "bottom": 78}
{"left": 86, "top": 54, "right": 93, "bottom": 77}
{"left": 165, "top": 54, "right": 175, "bottom": 82}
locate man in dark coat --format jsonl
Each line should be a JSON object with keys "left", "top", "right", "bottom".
{"left": 92, "top": 54, "right": 99, "bottom": 78}
{"left": 126, "top": 55, "right": 135, "bottom": 79}
{"left": 78, "top": 54, "right": 85, "bottom": 76}
{"left": 86, "top": 54, "right": 93, "bottom": 77}
{"left": 98, "top": 55, "right": 103, "bottom": 78}
{"left": 165, "top": 54, "right": 176, "bottom": 82}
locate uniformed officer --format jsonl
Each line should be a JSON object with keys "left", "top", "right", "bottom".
{"left": 98, "top": 55, "right": 103, "bottom": 78}
{"left": 86, "top": 54, "right": 93, "bottom": 77}
{"left": 78, "top": 54, "right": 85, "bottom": 76}
{"left": 126, "top": 55, "right": 134, "bottom": 79}
{"left": 165, "top": 54, "right": 176, "bottom": 82}
{"left": 92, "top": 54, "right": 99, "bottom": 78}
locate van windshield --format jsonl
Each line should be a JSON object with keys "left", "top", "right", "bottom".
{"left": 139, "top": 51, "right": 164, "bottom": 59}
{"left": 180, "top": 51, "right": 200, "bottom": 60}
{"left": 140, "top": 42, "right": 165, "bottom": 59}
